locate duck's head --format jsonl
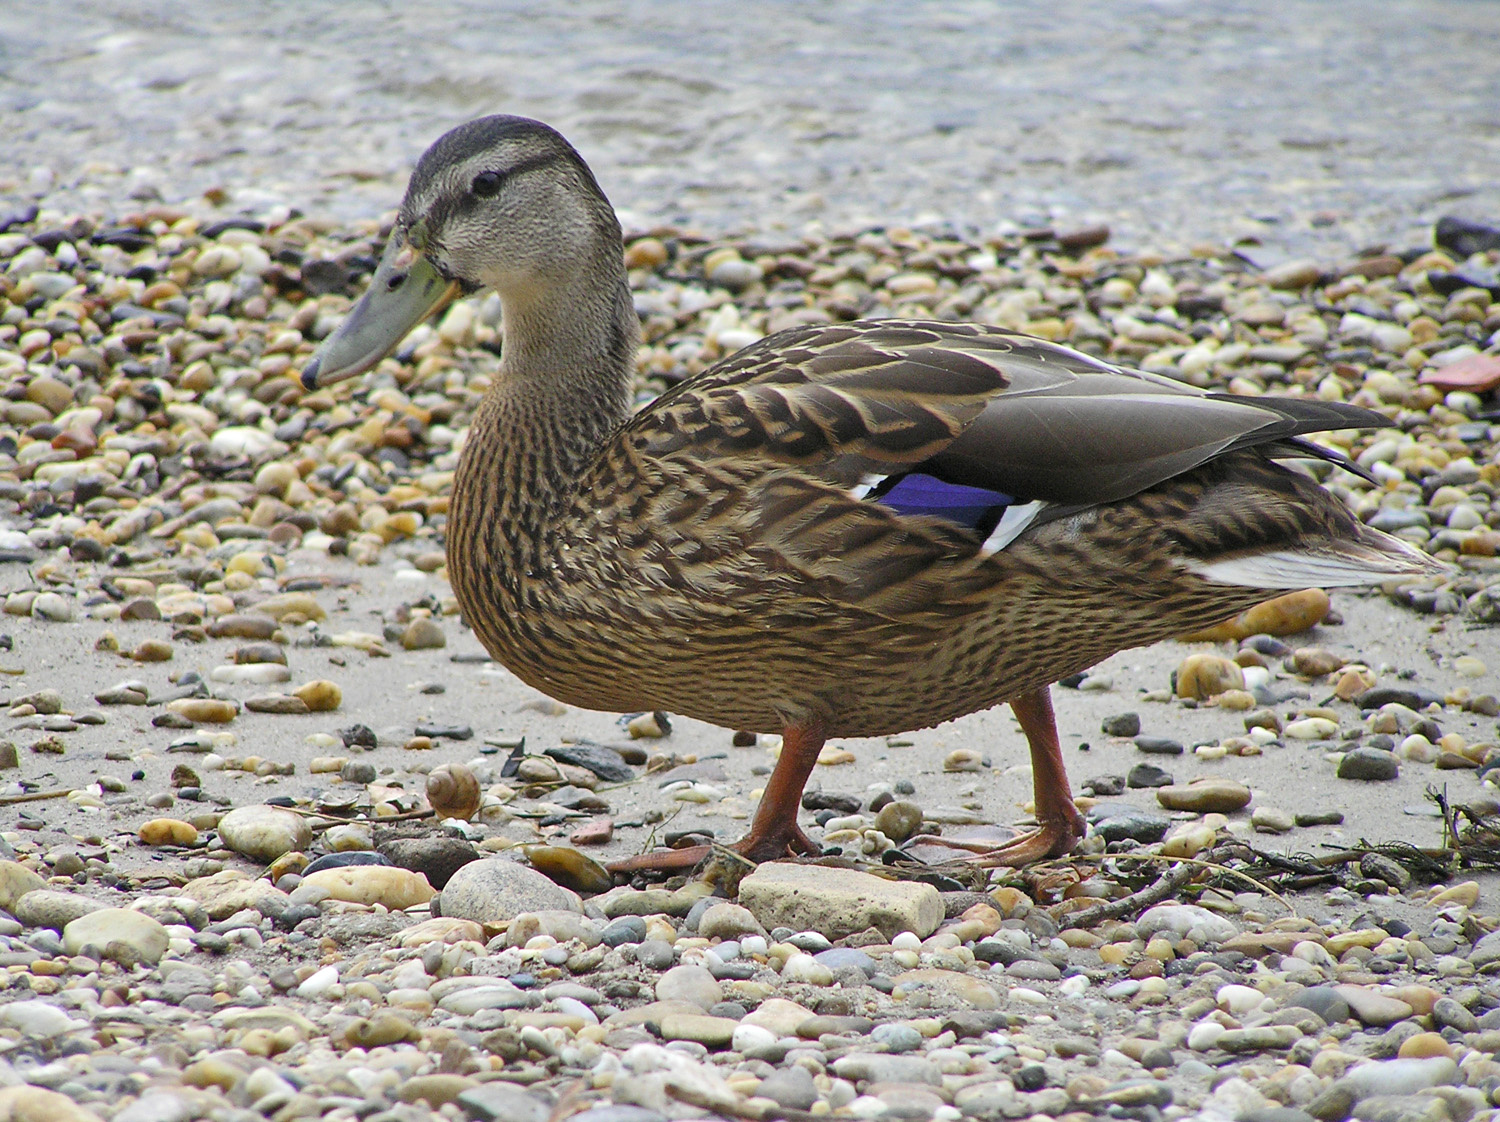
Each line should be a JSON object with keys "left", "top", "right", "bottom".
{"left": 301, "top": 115, "right": 624, "bottom": 390}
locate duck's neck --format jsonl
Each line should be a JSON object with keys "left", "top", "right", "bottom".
{"left": 458, "top": 256, "right": 639, "bottom": 554}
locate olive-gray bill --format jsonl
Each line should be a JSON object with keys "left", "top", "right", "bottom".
{"left": 299, "top": 230, "right": 459, "bottom": 390}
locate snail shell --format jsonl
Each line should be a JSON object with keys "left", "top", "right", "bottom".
{"left": 427, "top": 763, "right": 480, "bottom": 821}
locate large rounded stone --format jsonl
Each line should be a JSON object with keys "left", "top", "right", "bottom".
{"left": 437, "top": 858, "right": 582, "bottom": 924}
{"left": 654, "top": 964, "right": 721, "bottom": 1010}
{"left": 181, "top": 869, "right": 292, "bottom": 920}
{"left": 12, "top": 890, "right": 107, "bottom": 931}
{"left": 697, "top": 902, "right": 766, "bottom": 941}
{"left": 1155, "top": 778, "right": 1252, "bottom": 813}
{"left": 0, "top": 1086, "right": 104, "bottom": 1122}
{"left": 378, "top": 836, "right": 481, "bottom": 890}
{"left": 0, "top": 861, "right": 46, "bottom": 911}
{"left": 302, "top": 866, "right": 435, "bottom": 910}
{"left": 63, "top": 908, "right": 170, "bottom": 966}
{"left": 217, "top": 805, "right": 312, "bottom": 863}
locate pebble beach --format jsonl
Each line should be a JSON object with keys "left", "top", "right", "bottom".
{"left": 3, "top": 4, "right": 1500, "bottom": 1122}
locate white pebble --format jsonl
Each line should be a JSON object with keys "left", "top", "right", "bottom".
{"left": 1008, "top": 988, "right": 1048, "bottom": 1005}
{"left": 1293, "top": 940, "right": 1335, "bottom": 966}
{"left": 731, "top": 1023, "right": 777, "bottom": 1053}
{"left": 30, "top": 592, "right": 75, "bottom": 622}
{"left": 210, "top": 426, "right": 279, "bottom": 458}
{"left": 552, "top": 997, "right": 598, "bottom": 1023}
{"left": 1240, "top": 665, "right": 1271, "bottom": 691}
{"left": 0, "top": 1000, "right": 84, "bottom": 1037}
{"left": 1284, "top": 717, "right": 1339, "bottom": 740}
{"left": 1188, "top": 1021, "right": 1228, "bottom": 1050}
{"left": 781, "top": 953, "right": 833, "bottom": 985}
{"left": 823, "top": 814, "right": 866, "bottom": 832}
{"left": 891, "top": 931, "right": 921, "bottom": 950}
{"left": 296, "top": 964, "right": 340, "bottom": 999}
{"left": 1398, "top": 734, "right": 1437, "bottom": 762}
{"left": 1216, "top": 983, "right": 1264, "bottom": 1014}
{"left": 210, "top": 663, "right": 291, "bottom": 684}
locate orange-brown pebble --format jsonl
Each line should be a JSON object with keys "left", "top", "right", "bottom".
{"left": 1178, "top": 588, "right": 1330, "bottom": 642}
{"left": 293, "top": 680, "right": 342, "bottom": 712}
{"left": 1397, "top": 1032, "right": 1452, "bottom": 1060}
{"left": 1393, "top": 985, "right": 1439, "bottom": 1016}
{"left": 138, "top": 818, "right": 199, "bottom": 846}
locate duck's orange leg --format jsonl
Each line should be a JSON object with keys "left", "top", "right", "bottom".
{"left": 908, "top": 686, "right": 1086, "bottom": 866}
{"left": 608, "top": 720, "right": 826, "bottom": 874}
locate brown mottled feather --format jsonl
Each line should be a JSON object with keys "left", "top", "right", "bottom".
{"left": 446, "top": 316, "right": 1435, "bottom": 738}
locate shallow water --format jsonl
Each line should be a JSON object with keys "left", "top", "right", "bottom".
{"left": 2, "top": 0, "right": 1498, "bottom": 252}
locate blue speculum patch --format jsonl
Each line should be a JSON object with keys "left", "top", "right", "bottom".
{"left": 869, "top": 472, "right": 1014, "bottom": 535}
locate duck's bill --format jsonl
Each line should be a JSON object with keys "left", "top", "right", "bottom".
{"left": 300, "top": 238, "right": 460, "bottom": 390}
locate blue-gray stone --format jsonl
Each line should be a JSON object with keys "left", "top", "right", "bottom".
{"left": 457, "top": 1083, "right": 549, "bottom": 1122}
{"left": 814, "top": 947, "right": 876, "bottom": 976}
{"left": 755, "top": 1066, "right": 817, "bottom": 1111}
{"left": 871, "top": 1023, "right": 924, "bottom": 1053}
{"left": 634, "top": 939, "right": 675, "bottom": 970}
{"left": 1133, "top": 735, "right": 1184, "bottom": 755}
{"left": 1287, "top": 986, "right": 1350, "bottom": 1025}
{"left": 1091, "top": 806, "right": 1171, "bottom": 843}
{"left": 304, "top": 851, "right": 390, "bottom": 874}
{"left": 1337, "top": 748, "right": 1399, "bottom": 781}
{"left": 600, "top": 916, "right": 647, "bottom": 947}
{"left": 545, "top": 742, "right": 634, "bottom": 782}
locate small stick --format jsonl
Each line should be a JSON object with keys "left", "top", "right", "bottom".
{"left": 1060, "top": 855, "right": 1202, "bottom": 929}
{"left": 1048, "top": 845, "right": 1297, "bottom": 920}
{"left": 0, "top": 788, "right": 74, "bottom": 806}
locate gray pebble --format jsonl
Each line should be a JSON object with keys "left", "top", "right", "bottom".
{"left": 1101, "top": 712, "right": 1140, "bottom": 737}
{"left": 1091, "top": 806, "right": 1172, "bottom": 843}
{"left": 339, "top": 760, "right": 378, "bottom": 784}
{"left": 1432, "top": 996, "right": 1478, "bottom": 1033}
{"left": 1287, "top": 987, "right": 1350, "bottom": 1025}
{"left": 870, "top": 1023, "right": 924, "bottom": 1052}
{"left": 1006, "top": 959, "right": 1062, "bottom": 981}
{"left": 814, "top": 947, "right": 876, "bottom": 976}
{"left": 634, "top": 939, "right": 675, "bottom": 970}
{"left": 755, "top": 1066, "right": 818, "bottom": 1111}
{"left": 597, "top": 912, "right": 645, "bottom": 948}
{"left": 787, "top": 930, "right": 832, "bottom": 952}
{"left": 456, "top": 1084, "right": 549, "bottom": 1122}
{"left": 1337, "top": 747, "right": 1400, "bottom": 781}
{"left": 1127, "top": 763, "right": 1174, "bottom": 787}
{"left": 1133, "top": 734, "right": 1183, "bottom": 755}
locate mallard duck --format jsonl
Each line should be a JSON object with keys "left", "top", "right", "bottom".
{"left": 302, "top": 115, "right": 1441, "bottom": 870}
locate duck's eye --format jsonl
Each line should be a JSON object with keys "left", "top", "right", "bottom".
{"left": 471, "top": 170, "right": 506, "bottom": 198}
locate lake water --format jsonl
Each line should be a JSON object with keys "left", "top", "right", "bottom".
{"left": 3, "top": 0, "right": 1498, "bottom": 254}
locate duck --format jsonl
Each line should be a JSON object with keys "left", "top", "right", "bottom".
{"left": 302, "top": 114, "right": 1442, "bottom": 871}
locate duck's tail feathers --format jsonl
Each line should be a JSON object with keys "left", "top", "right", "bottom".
{"left": 1186, "top": 531, "right": 1448, "bottom": 590}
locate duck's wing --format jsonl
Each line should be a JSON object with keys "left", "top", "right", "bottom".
{"left": 599, "top": 320, "right": 1428, "bottom": 615}
{"left": 632, "top": 320, "right": 1383, "bottom": 518}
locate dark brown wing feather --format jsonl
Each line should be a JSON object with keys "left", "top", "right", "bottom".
{"left": 628, "top": 320, "right": 1385, "bottom": 505}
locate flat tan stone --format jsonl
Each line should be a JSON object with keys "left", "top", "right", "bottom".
{"left": 738, "top": 863, "right": 942, "bottom": 940}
